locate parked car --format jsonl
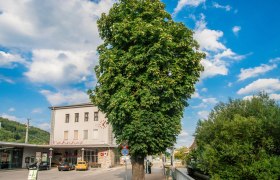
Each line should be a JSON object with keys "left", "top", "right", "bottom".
{"left": 58, "top": 162, "right": 75, "bottom": 171}
{"left": 28, "top": 162, "right": 50, "bottom": 170}
{"left": 75, "top": 161, "right": 89, "bottom": 171}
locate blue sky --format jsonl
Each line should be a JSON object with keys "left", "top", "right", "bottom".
{"left": 0, "top": 0, "right": 279, "bottom": 147}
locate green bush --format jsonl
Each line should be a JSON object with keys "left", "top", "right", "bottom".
{"left": 190, "top": 93, "right": 280, "bottom": 179}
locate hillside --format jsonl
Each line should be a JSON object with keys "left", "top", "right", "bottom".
{"left": 0, "top": 117, "right": 49, "bottom": 145}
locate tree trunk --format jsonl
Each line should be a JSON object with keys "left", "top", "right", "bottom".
{"left": 131, "top": 155, "right": 145, "bottom": 180}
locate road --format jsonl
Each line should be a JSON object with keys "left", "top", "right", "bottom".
{"left": 0, "top": 162, "right": 165, "bottom": 180}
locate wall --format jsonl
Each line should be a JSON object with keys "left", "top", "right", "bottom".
{"left": 98, "top": 147, "right": 114, "bottom": 168}
{"left": 175, "top": 168, "right": 195, "bottom": 180}
{"left": 52, "top": 105, "right": 111, "bottom": 145}
{"left": 22, "top": 147, "right": 50, "bottom": 168}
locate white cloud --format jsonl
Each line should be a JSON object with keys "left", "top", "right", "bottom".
{"left": 173, "top": 0, "right": 205, "bottom": 16}
{"left": 25, "top": 49, "right": 97, "bottom": 88}
{"left": 213, "top": 2, "right": 231, "bottom": 11}
{"left": 228, "top": 82, "right": 233, "bottom": 87}
{"left": 269, "top": 94, "right": 280, "bottom": 101}
{"left": 238, "top": 64, "right": 277, "bottom": 81}
{"left": 0, "top": 0, "right": 114, "bottom": 50}
{"left": 176, "top": 129, "right": 193, "bottom": 147}
{"left": 32, "top": 108, "right": 43, "bottom": 114}
{"left": 0, "top": 113, "right": 26, "bottom": 123}
{"left": 192, "top": 97, "right": 217, "bottom": 109}
{"left": 232, "top": 26, "right": 241, "bottom": 35}
{"left": 192, "top": 103, "right": 207, "bottom": 109}
{"left": 194, "top": 15, "right": 225, "bottom": 52}
{"left": 194, "top": 29, "right": 225, "bottom": 52}
{"left": 40, "top": 89, "right": 89, "bottom": 106}
{"left": 8, "top": 107, "right": 15, "bottom": 112}
{"left": 0, "top": 113, "right": 51, "bottom": 131}
{"left": 200, "top": 59, "right": 228, "bottom": 78}
{"left": 0, "top": 51, "right": 26, "bottom": 68}
{"left": 0, "top": 74, "right": 15, "bottom": 84}
{"left": 202, "top": 98, "right": 218, "bottom": 104}
{"left": 178, "top": 130, "right": 189, "bottom": 138}
{"left": 194, "top": 14, "right": 246, "bottom": 79}
{"left": 0, "top": 0, "right": 114, "bottom": 105}
{"left": 237, "top": 78, "right": 280, "bottom": 95}
{"left": 214, "top": 49, "right": 245, "bottom": 61}
{"left": 198, "top": 110, "right": 209, "bottom": 119}
{"left": 269, "top": 57, "right": 280, "bottom": 63}
{"left": 192, "top": 91, "right": 200, "bottom": 98}
{"left": 37, "top": 123, "right": 50, "bottom": 131}
{"left": 201, "top": 88, "right": 207, "bottom": 92}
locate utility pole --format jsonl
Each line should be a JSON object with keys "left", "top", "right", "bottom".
{"left": 25, "top": 118, "right": 30, "bottom": 143}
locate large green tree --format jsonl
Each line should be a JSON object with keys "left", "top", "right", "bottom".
{"left": 89, "top": 0, "right": 204, "bottom": 179}
{"left": 191, "top": 94, "right": 280, "bottom": 179}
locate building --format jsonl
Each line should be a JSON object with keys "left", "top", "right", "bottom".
{"left": 0, "top": 103, "right": 120, "bottom": 169}
{"left": 0, "top": 141, "right": 50, "bottom": 169}
{"left": 49, "top": 103, "right": 119, "bottom": 168}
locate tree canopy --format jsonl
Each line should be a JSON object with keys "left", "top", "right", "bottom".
{"left": 89, "top": 0, "right": 204, "bottom": 158}
{"left": 174, "top": 146, "right": 189, "bottom": 164}
{"left": 190, "top": 93, "right": 280, "bottom": 179}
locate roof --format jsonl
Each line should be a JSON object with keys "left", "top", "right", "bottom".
{"left": 0, "top": 141, "right": 118, "bottom": 149}
{"left": 49, "top": 103, "right": 94, "bottom": 110}
{"left": 0, "top": 141, "right": 50, "bottom": 148}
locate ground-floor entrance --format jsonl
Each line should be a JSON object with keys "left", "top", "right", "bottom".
{"left": 51, "top": 148, "right": 99, "bottom": 165}
{"left": 0, "top": 147, "right": 23, "bottom": 169}
{"left": 0, "top": 142, "right": 121, "bottom": 169}
{"left": 51, "top": 147, "right": 120, "bottom": 168}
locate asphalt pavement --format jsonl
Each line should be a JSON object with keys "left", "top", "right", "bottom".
{"left": 0, "top": 161, "right": 166, "bottom": 180}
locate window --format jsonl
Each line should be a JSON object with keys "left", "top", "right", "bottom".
{"left": 84, "top": 112, "right": 89, "bottom": 122}
{"left": 75, "top": 113, "right": 79, "bottom": 122}
{"left": 93, "top": 129, "right": 98, "bottom": 139}
{"left": 64, "top": 131, "right": 68, "bottom": 140}
{"left": 65, "top": 114, "right": 69, "bottom": 123}
{"left": 83, "top": 130, "right": 88, "bottom": 140}
{"left": 94, "top": 112, "right": 98, "bottom": 121}
{"left": 74, "top": 130, "right": 78, "bottom": 140}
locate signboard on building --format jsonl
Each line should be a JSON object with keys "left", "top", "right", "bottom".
{"left": 100, "top": 152, "right": 108, "bottom": 157}
{"left": 36, "top": 152, "right": 41, "bottom": 162}
{"left": 49, "top": 151, "right": 52, "bottom": 158}
{"left": 42, "top": 153, "right": 47, "bottom": 162}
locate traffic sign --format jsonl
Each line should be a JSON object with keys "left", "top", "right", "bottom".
{"left": 121, "top": 148, "right": 129, "bottom": 156}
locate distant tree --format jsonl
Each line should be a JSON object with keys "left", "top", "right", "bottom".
{"left": 191, "top": 93, "right": 280, "bottom": 179}
{"left": 89, "top": 0, "right": 204, "bottom": 179}
{"left": 174, "top": 146, "right": 189, "bottom": 163}
{"left": 0, "top": 117, "right": 49, "bottom": 145}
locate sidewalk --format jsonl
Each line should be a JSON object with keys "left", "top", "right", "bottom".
{"left": 145, "top": 166, "right": 165, "bottom": 180}
{"left": 119, "top": 162, "right": 166, "bottom": 180}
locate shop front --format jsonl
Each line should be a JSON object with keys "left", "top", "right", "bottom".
{"left": 50, "top": 146, "right": 120, "bottom": 168}
{"left": 0, "top": 147, "right": 23, "bottom": 169}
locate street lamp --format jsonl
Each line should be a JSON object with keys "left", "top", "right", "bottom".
{"left": 49, "top": 148, "right": 53, "bottom": 170}
{"left": 81, "top": 148, "right": 85, "bottom": 161}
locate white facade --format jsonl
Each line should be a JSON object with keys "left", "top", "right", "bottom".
{"left": 49, "top": 103, "right": 118, "bottom": 168}
{"left": 50, "top": 103, "right": 115, "bottom": 146}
